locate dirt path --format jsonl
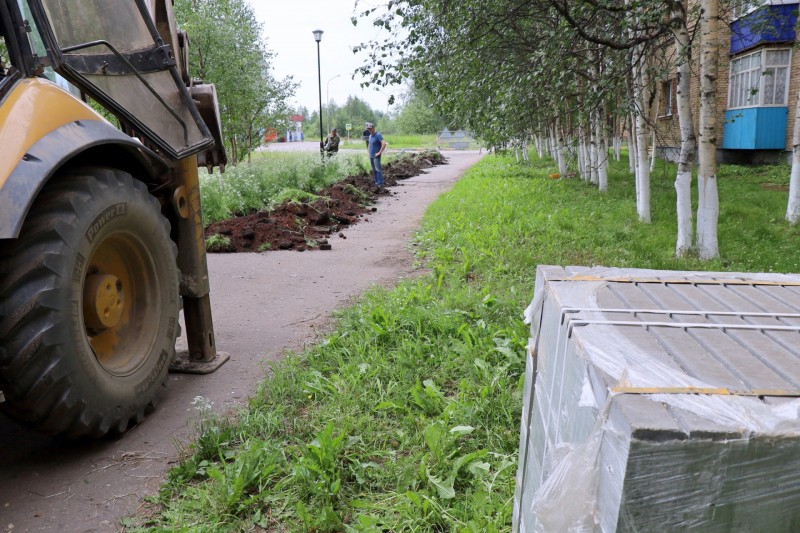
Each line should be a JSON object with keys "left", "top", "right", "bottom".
{"left": 0, "top": 149, "right": 484, "bottom": 532}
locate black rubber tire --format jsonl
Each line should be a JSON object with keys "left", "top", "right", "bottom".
{"left": 0, "top": 168, "right": 180, "bottom": 438}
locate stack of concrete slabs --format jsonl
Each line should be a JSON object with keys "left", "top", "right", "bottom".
{"left": 513, "top": 265, "right": 800, "bottom": 532}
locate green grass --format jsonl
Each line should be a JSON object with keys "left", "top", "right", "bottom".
{"left": 134, "top": 152, "right": 800, "bottom": 531}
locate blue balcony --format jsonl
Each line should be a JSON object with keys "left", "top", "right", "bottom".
{"left": 730, "top": 4, "right": 798, "bottom": 54}
{"left": 723, "top": 107, "right": 787, "bottom": 150}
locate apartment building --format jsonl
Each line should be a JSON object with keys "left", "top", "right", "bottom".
{"left": 655, "top": 0, "right": 799, "bottom": 163}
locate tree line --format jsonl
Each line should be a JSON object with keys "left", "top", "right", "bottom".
{"left": 299, "top": 86, "right": 451, "bottom": 140}
{"left": 173, "top": 0, "right": 296, "bottom": 164}
{"left": 353, "top": 0, "right": 800, "bottom": 260}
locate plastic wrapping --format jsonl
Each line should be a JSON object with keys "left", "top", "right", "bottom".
{"left": 513, "top": 266, "right": 800, "bottom": 532}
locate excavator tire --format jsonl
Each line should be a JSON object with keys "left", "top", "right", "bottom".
{"left": 0, "top": 167, "right": 180, "bottom": 438}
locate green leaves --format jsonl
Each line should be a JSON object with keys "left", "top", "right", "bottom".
{"left": 410, "top": 379, "right": 446, "bottom": 415}
{"left": 173, "top": 0, "right": 296, "bottom": 162}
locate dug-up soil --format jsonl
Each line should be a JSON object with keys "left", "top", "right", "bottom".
{"left": 204, "top": 150, "right": 447, "bottom": 253}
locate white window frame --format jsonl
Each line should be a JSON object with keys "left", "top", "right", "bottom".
{"left": 727, "top": 48, "right": 792, "bottom": 109}
{"left": 732, "top": 0, "right": 759, "bottom": 18}
{"left": 732, "top": 0, "right": 795, "bottom": 19}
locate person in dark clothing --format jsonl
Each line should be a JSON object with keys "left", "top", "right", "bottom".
{"left": 323, "top": 128, "right": 340, "bottom": 155}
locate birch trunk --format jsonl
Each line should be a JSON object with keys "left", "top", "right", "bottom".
{"left": 578, "top": 129, "right": 587, "bottom": 180}
{"left": 589, "top": 114, "right": 598, "bottom": 185}
{"left": 671, "top": 0, "right": 697, "bottom": 256}
{"left": 633, "top": 48, "right": 651, "bottom": 223}
{"left": 696, "top": 0, "right": 720, "bottom": 259}
{"left": 597, "top": 110, "right": 608, "bottom": 191}
{"left": 597, "top": 105, "right": 608, "bottom": 192}
{"left": 628, "top": 113, "right": 637, "bottom": 176}
{"left": 788, "top": 89, "right": 800, "bottom": 223}
{"left": 556, "top": 121, "right": 567, "bottom": 174}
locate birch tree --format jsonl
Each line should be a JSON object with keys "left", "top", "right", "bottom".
{"left": 669, "top": 0, "right": 697, "bottom": 256}
{"left": 696, "top": 0, "right": 720, "bottom": 259}
{"left": 788, "top": 91, "right": 800, "bottom": 223}
{"left": 631, "top": 45, "right": 652, "bottom": 223}
{"left": 356, "top": 0, "right": 724, "bottom": 254}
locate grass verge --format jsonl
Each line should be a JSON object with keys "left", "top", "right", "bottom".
{"left": 133, "top": 151, "right": 800, "bottom": 531}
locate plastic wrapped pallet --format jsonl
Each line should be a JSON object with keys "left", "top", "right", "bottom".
{"left": 513, "top": 265, "right": 800, "bottom": 532}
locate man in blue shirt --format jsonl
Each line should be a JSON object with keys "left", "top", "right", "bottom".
{"left": 365, "top": 122, "right": 388, "bottom": 190}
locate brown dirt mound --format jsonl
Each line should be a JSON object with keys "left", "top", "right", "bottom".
{"left": 204, "top": 150, "right": 447, "bottom": 253}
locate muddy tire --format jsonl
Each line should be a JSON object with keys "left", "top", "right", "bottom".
{"left": 0, "top": 168, "right": 180, "bottom": 437}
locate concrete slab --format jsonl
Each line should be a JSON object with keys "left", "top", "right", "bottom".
{"left": 514, "top": 266, "right": 800, "bottom": 532}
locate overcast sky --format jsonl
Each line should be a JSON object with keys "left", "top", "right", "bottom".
{"left": 250, "top": 1, "right": 401, "bottom": 116}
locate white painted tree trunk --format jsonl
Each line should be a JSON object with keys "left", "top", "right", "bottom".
{"left": 587, "top": 113, "right": 597, "bottom": 185}
{"left": 671, "top": 0, "right": 697, "bottom": 256}
{"left": 556, "top": 121, "right": 567, "bottom": 174}
{"left": 597, "top": 110, "right": 608, "bottom": 191}
{"left": 580, "top": 131, "right": 588, "bottom": 180}
{"left": 628, "top": 113, "right": 637, "bottom": 175}
{"left": 696, "top": 0, "right": 720, "bottom": 259}
{"left": 788, "top": 89, "right": 800, "bottom": 223}
{"left": 633, "top": 50, "right": 651, "bottom": 223}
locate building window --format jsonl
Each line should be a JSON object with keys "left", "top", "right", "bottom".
{"left": 732, "top": 0, "right": 758, "bottom": 19}
{"left": 728, "top": 48, "right": 791, "bottom": 109}
{"left": 731, "top": 0, "right": 795, "bottom": 19}
{"left": 660, "top": 80, "right": 674, "bottom": 116}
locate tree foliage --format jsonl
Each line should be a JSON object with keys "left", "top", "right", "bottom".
{"left": 303, "top": 95, "right": 389, "bottom": 139}
{"left": 352, "top": 1, "right": 673, "bottom": 146}
{"left": 394, "top": 86, "right": 449, "bottom": 134}
{"left": 173, "top": 0, "right": 296, "bottom": 162}
{"left": 352, "top": 0, "right": 731, "bottom": 259}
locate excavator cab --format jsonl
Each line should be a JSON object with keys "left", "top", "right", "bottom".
{"left": 0, "top": 0, "right": 227, "bottom": 437}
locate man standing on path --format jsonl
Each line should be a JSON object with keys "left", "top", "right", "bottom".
{"left": 366, "top": 122, "right": 387, "bottom": 191}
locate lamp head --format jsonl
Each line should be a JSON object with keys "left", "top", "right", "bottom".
{"left": 312, "top": 29, "right": 323, "bottom": 42}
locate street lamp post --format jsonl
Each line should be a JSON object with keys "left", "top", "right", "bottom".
{"left": 326, "top": 74, "right": 341, "bottom": 134}
{"left": 312, "top": 29, "right": 324, "bottom": 160}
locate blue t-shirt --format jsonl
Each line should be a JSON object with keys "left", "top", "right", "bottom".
{"left": 368, "top": 132, "right": 384, "bottom": 157}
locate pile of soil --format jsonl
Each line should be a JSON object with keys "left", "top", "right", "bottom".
{"left": 204, "top": 150, "right": 447, "bottom": 253}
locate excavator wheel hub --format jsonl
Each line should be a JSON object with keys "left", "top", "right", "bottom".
{"left": 83, "top": 273, "right": 125, "bottom": 330}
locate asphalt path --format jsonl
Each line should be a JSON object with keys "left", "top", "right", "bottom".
{"left": 0, "top": 146, "right": 484, "bottom": 532}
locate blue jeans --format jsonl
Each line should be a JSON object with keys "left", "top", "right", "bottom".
{"left": 370, "top": 156, "right": 384, "bottom": 187}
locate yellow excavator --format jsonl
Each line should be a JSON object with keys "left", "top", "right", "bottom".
{"left": 0, "top": 0, "right": 228, "bottom": 437}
